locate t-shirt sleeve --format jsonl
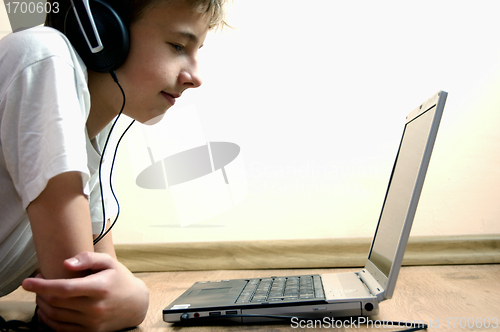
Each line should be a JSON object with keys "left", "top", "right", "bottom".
{"left": 0, "top": 55, "right": 90, "bottom": 209}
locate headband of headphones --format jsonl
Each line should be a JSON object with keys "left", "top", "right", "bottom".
{"left": 65, "top": 0, "right": 130, "bottom": 73}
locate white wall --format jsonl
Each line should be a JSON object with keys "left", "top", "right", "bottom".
{"left": 2, "top": 1, "right": 500, "bottom": 244}
{"left": 112, "top": 0, "right": 500, "bottom": 243}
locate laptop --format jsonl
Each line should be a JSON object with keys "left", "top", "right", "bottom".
{"left": 163, "top": 90, "right": 448, "bottom": 324}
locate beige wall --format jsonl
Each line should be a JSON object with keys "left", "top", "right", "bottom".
{"left": 112, "top": 0, "right": 500, "bottom": 244}
{"left": 111, "top": 1, "right": 500, "bottom": 244}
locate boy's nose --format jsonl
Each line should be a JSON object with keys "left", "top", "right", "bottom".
{"left": 179, "top": 67, "right": 202, "bottom": 89}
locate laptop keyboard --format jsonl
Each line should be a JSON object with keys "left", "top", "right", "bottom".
{"left": 236, "top": 275, "right": 325, "bottom": 304}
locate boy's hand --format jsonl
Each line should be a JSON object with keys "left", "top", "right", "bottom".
{"left": 22, "top": 251, "right": 149, "bottom": 332}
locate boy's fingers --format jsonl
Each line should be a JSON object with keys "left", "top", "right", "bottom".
{"left": 22, "top": 275, "right": 100, "bottom": 297}
{"left": 22, "top": 252, "right": 118, "bottom": 297}
{"left": 64, "top": 251, "right": 114, "bottom": 272}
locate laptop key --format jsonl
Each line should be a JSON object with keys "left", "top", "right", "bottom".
{"left": 299, "top": 294, "right": 315, "bottom": 299}
{"left": 268, "top": 297, "right": 284, "bottom": 302}
{"left": 236, "top": 298, "right": 251, "bottom": 303}
{"left": 239, "top": 275, "right": 327, "bottom": 303}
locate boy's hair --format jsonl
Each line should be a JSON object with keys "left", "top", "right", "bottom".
{"left": 45, "top": 0, "right": 230, "bottom": 32}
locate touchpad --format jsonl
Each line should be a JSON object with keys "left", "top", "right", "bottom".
{"left": 183, "top": 280, "right": 247, "bottom": 306}
{"left": 199, "top": 287, "right": 232, "bottom": 295}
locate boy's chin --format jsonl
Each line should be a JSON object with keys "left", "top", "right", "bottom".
{"left": 143, "top": 113, "right": 166, "bottom": 126}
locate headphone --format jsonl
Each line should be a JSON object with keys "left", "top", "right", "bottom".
{"left": 64, "top": 0, "right": 130, "bottom": 72}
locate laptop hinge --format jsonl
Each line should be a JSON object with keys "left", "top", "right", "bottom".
{"left": 357, "top": 270, "right": 385, "bottom": 302}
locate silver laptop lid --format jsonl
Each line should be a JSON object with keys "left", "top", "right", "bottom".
{"left": 364, "top": 91, "right": 448, "bottom": 300}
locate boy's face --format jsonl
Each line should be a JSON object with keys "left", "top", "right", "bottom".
{"left": 116, "top": 0, "right": 210, "bottom": 124}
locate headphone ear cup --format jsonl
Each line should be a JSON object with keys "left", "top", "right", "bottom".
{"left": 65, "top": 0, "right": 129, "bottom": 73}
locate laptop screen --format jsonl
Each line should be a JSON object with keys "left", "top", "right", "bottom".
{"left": 368, "top": 103, "right": 438, "bottom": 277}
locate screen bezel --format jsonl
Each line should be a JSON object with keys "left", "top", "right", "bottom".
{"left": 364, "top": 91, "right": 448, "bottom": 300}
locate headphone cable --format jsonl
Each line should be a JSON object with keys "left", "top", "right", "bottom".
{"left": 93, "top": 71, "right": 135, "bottom": 245}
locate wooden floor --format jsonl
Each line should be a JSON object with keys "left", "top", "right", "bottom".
{"left": 1, "top": 264, "right": 499, "bottom": 331}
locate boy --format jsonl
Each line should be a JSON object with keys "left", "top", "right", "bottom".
{"left": 0, "top": 0, "right": 229, "bottom": 330}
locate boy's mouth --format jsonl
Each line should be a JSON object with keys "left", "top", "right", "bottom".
{"left": 161, "top": 91, "right": 177, "bottom": 106}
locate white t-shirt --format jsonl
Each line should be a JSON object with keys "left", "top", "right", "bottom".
{"left": 0, "top": 27, "right": 117, "bottom": 296}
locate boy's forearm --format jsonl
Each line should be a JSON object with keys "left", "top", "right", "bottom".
{"left": 26, "top": 171, "right": 95, "bottom": 279}
{"left": 93, "top": 222, "right": 117, "bottom": 259}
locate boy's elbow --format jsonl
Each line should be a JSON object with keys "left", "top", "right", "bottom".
{"left": 133, "top": 278, "right": 150, "bottom": 326}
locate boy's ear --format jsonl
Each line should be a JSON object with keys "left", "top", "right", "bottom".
{"left": 65, "top": 0, "right": 130, "bottom": 73}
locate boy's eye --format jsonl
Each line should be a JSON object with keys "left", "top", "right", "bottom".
{"left": 169, "top": 43, "right": 184, "bottom": 53}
